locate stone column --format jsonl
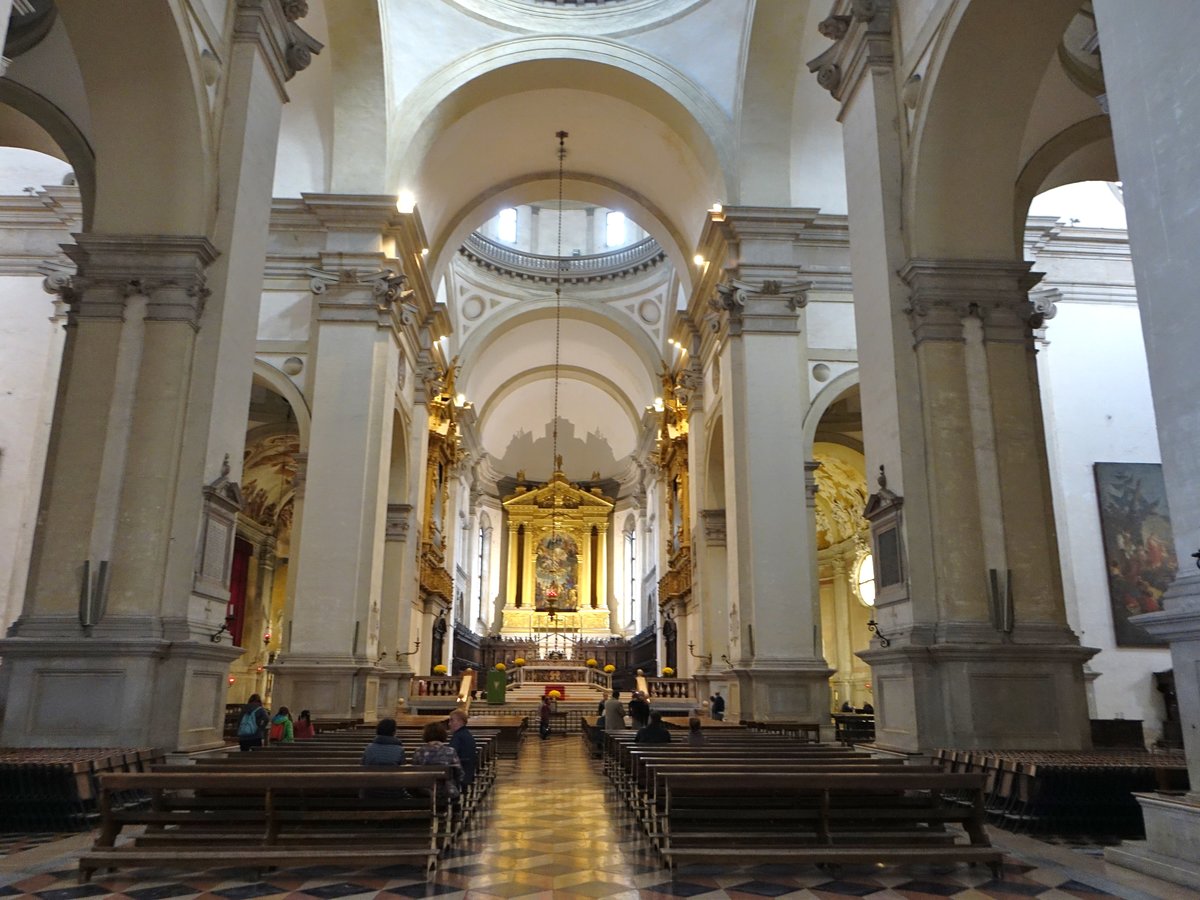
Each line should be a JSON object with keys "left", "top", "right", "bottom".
{"left": 810, "top": 2, "right": 1092, "bottom": 752}
{"left": 1095, "top": 1, "right": 1200, "bottom": 887}
{"left": 710, "top": 212, "right": 834, "bottom": 723}
{"left": 830, "top": 556, "right": 854, "bottom": 708}
{"left": 377, "top": 501, "right": 414, "bottom": 714}
{"left": 271, "top": 250, "right": 407, "bottom": 720}
{"left": 0, "top": 238, "right": 243, "bottom": 750}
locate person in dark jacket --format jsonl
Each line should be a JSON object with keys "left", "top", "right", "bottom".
{"left": 635, "top": 710, "right": 672, "bottom": 744}
{"left": 237, "top": 694, "right": 270, "bottom": 752}
{"left": 362, "top": 718, "right": 405, "bottom": 767}
{"left": 447, "top": 709, "right": 477, "bottom": 787}
{"left": 627, "top": 691, "right": 651, "bottom": 729}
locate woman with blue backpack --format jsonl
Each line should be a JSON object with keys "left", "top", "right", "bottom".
{"left": 236, "top": 694, "right": 270, "bottom": 751}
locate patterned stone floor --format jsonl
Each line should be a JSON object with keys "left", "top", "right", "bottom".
{"left": 0, "top": 734, "right": 1193, "bottom": 899}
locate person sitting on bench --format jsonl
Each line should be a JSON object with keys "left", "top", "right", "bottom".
{"left": 635, "top": 710, "right": 672, "bottom": 744}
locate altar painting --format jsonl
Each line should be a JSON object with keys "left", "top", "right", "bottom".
{"left": 1094, "top": 462, "right": 1176, "bottom": 647}
{"left": 536, "top": 534, "right": 579, "bottom": 610}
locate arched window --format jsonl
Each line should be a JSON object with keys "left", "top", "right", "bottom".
{"left": 476, "top": 512, "right": 493, "bottom": 627}
{"left": 624, "top": 513, "right": 637, "bottom": 628}
{"left": 852, "top": 549, "right": 876, "bottom": 608}
{"left": 497, "top": 207, "right": 518, "bottom": 243}
{"left": 606, "top": 210, "right": 626, "bottom": 247}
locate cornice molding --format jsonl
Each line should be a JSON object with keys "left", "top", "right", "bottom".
{"left": 233, "top": 0, "right": 323, "bottom": 102}
{"left": 807, "top": 0, "right": 894, "bottom": 111}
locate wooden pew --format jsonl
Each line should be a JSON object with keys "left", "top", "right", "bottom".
{"left": 656, "top": 771, "right": 1002, "bottom": 875}
{"left": 78, "top": 771, "right": 447, "bottom": 882}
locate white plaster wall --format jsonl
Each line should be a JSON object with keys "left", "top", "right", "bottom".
{"left": 806, "top": 295, "right": 857, "bottom": 351}
{"left": 1037, "top": 298, "right": 1171, "bottom": 740}
{"left": 272, "top": 1, "right": 333, "bottom": 197}
{"left": 0, "top": 276, "right": 64, "bottom": 634}
{"left": 258, "top": 291, "right": 311, "bottom": 341}
{"left": 0, "top": 149, "right": 72, "bottom": 194}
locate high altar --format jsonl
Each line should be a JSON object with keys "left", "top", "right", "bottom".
{"left": 500, "top": 465, "right": 615, "bottom": 636}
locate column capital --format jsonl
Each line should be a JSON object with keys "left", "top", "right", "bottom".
{"left": 700, "top": 509, "right": 726, "bottom": 547}
{"left": 900, "top": 259, "right": 1045, "bottom": 346}
{"left": 233, "top": 0, "right": 323, "bottom": 101}
{"left": 49, "top": 234, "right": 219, "bottom": 328}
{"left": 807, "top": 0, "right": 894, "bottom": 107}
{"left": 706, "top": 277, "right": 809, "bottom": 336}
{"left": 309, "top": 263, "right": 415, "bottom": 334}
{"left": 386, "top": 503, "right": 412, "bottom": 543}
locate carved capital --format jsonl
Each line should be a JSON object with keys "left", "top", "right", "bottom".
{"left": 386, "top": 503, "right": 413, "bottom": 542}
{"left": 309, "top": 265, "right": 412, "bottom": 332}
{"left": 808, "top": 0, "right": 893, "bottom": 104}
{"left": 59, "top": 234, "right": 218, "bottom": 328}
{"left": 234, "top": 0, "right": 323, "bottom": 100}
{"left": 700, "top": 508, "right": 726, "bottom": 547}
{"left": 901, "top": 259, "right": 1044, "bottom": 346}
{"left": 709, "top": 277, "right": 810, "bottom": 336}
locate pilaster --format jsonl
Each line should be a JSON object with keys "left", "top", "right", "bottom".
{"left": 271, "top": 253, "right": 406, "bottom": 720}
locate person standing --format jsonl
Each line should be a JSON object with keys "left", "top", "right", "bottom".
{"left": 448, "top": 709, "right": 477, "bottom": 788}
{"left": 236, "top": 693, "right": 270, "bottom": 752}
{"left": 709, "top": 690, "right": 725, "bottom": 721}
{"left": 603, "top": 690, "right": 625, "bottom": 733}
{"left": 539, "top": 695, "right": 552, "bottom": 740}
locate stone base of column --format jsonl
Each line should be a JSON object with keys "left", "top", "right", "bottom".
{"left": 730, "top": 658, "right": 835, "bottom": 738}
{"left": 269, "top": 656, "right": 380, "bottom": 721}
{"left": 0, "top": 621, "right": 242, "bottom": 751}
{"left": 1105, "top": 794, "right": 1200, "bottom": 891}
{"left": 859, "top": 629, "right": 1096, "bottom": 753}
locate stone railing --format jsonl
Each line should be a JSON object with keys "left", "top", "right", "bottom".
{"left": 461, "top": 232, "right": 665, "bottom": 284}
{"left": 647, "top": 678, "right": 691, "bottom": 700}
{"left": 411, "top": 675, "right": 464, "bottom": 698}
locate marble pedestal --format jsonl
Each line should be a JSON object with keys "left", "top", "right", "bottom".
{"left": 860, "top": 632, "right": 1095, "bottom": 753}
{"left": 0, "top": 619, "right": 242, "bottom": 751}
{"left": 731, "top": 659, "right": 836, "bottom": 740}
{"left": 1105, "top": 794, "right": 1200, "bottom": 890}
{"left": 269, "top": 657, "right": 383, "bottom": 722}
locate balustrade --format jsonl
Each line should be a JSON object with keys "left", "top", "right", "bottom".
{"left": 461, "top": 232, "right": 664, "bottom": 283}
{"left": 646, "top": 678, "right": 691, "bottom": 700}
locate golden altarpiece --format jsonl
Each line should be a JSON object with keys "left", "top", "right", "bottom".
{"left": 500, "top": 464, "right": 615, "bottom": 636}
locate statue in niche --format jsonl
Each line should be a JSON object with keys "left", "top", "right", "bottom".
{"left": 662, "top": 615, "right": 678, "bottom": 673}
{"left": 430, "top": 612, "right": 447, "bottom": 674}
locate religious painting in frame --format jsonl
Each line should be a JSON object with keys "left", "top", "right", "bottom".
{"left": 535, "top": 533, "right": 579, "bottom": 611}
{"left": 1093, "top": 462, "right": 1176, "bottom": 647}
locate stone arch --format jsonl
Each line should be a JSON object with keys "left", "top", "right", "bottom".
{"left": 56, "top": 0, "right": 212, "bottom": 234}
{"left": 0, "top": 79, "right": 95, "bottom": 229}
{"left": 908, "top": 0, "right": 1082, "bottom": 259}
{"left": 430, "top": 173, "right": 693, "bottom": 291}
{"left": 1013, "top": 115, "right": 1115, "bottom": 240}
{"left": 457, "top": 297, "right": 661, "bottom": 398}
{"left": 704, "top": 414, "right": 725, "bottom": 509}
{"left": 252, "top": 360, "right": 311, "bottom": 448}
{"left": 388, "top": 409, "right": 409, "bottom": 504}
{"left": 395, "top": 39, "right": 731, "bottom": 278}
{"left": 803, "top": 367, "right": 860, "bottom": 450}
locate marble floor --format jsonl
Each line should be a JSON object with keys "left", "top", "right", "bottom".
{"left": 0, "top": 734, "right": 1193, "bottom": 899}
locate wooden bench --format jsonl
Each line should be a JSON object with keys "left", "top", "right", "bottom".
{"left": 656, "top": 771, "right": 1001, "bottom": 875}
{"left": 79, "top": 771, "right": 448, "bottom": 882}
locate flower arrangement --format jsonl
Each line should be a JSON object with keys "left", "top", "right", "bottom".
{"left": 514, "top": 657, "right": 526, "bottom": 666}
{"left": 433, "top": 664, "right": 447, "bottom": 675}
{"left": 662, "top": 667, "right": 675, "bottom": 677}
{"left": 548, "top": 689, "right": 561, "bottom": 699}
{"left": 495, "top": 662, "right": 507, "bottom": 671}
{"left": 586, "top": 658, "right": 598, "bottom": 667}
{"left": 603, "top": 664, "right": 616, "bottom": 673}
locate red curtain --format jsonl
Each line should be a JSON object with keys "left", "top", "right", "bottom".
{"left": 227, "top": 538, "right": 253, "bottom": 647}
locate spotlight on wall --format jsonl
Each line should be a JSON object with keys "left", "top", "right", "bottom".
{"left": 693, "top": 254, "right": 705, "bottom": 266}
{"left": 396, "top": 190, "right": 417, "bottom": 213}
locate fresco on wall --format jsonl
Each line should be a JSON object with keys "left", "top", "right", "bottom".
{"left": 535, "top": 533, "right": 579, "bottom": 611}
{"left": 1094, "top": 462, "right": 1176, "bottom": 647}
